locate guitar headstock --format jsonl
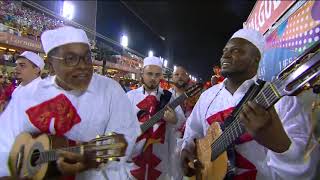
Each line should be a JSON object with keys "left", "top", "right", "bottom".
{"left": 185, "top": 83, "right": 203, "bottom": 98}
{"left": 274, "top": 42, "right": 320, "bottom": 97}
{"left": 84, "top": 132, "right": 127, "bottom": 163}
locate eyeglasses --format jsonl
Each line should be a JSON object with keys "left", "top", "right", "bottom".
{"left": 50, "top": 53, "right": 92, "bottom": 67}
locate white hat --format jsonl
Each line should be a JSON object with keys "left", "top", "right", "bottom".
{"left": 18, "top": 51, "right": 45, "bottom": 70}
{"left": 41, "top": 26, "right": 89, "bottom": 54}
{"left": 143, "top": 56, "right": 163, "bottom": 68}
{"left": 230, "top": 28, "right": 265, "bottom": 56}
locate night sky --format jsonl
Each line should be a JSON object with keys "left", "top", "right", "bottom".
{"left": 36, "top": 0, "right": 256, "bottom": 81}
{"left": 96, "top": 1, "right": 256, "bottom": 81}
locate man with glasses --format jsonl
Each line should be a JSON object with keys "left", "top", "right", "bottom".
{"left": 0, "top": 26, "right": 140, "bottom": 179}
{"left": 12, "top": 51, "right": 44, "bottom": 98}
{"left": 126, "top": 56, "right": 185, "bottom": 180}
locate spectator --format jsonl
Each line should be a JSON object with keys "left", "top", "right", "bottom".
{"left": 12, "top": 52, "right": 19, "bottom": 63}
{"left": 3, "top": 50, "right": 12, "bottom": 62}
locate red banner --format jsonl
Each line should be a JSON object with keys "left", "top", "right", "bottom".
{"left": 244, "top": 1, "right": 296, "bottom": 34}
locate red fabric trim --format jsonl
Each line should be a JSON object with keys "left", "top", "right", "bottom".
{"left": 131, "top": 145, "right": 162, "bottom": 180}
{"left": 26, "top": 94, "right": 81, "bottom": 136}
{"left": 132, "top": 95, "right": 167, "bottom": 179}
{"left": 136, "top": 95, "right": 166, "bottom": 143}
{"left": 206, "top": 107, "right": 257, "bottom": 179}
{"left": 206, "top": 107, "right": 235, "bottom": 125}
{"left": 60, "top": 176, "right": 75, "bottom": 180}
{"left": 68, "top": 139, "right": 77, "bottom": 146}
{"left": 136, "top": 95, "right": 158, "bottom": 115}
{"left": 236, "top": 132, "right": 254, "bottom": 144}
{"left": 235, "top": 151, "right": 256, "bottom": 169}
{"left": 233, "top": 170, "right": 257, "bottom": 180}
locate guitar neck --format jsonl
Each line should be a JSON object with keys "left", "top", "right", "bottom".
{"left": 140, "top": 93, "right": 187, "bottom": 133}
{"left": 36, "top": 146, "right": 82, "bottom": 165}
{"left": 211, "top": 82, "right": 282, "bottom": 161}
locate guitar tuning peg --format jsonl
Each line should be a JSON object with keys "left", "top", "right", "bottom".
{"left": 96, "top": 135, "right": 100, "bottom": 138}
{"left": 108, "top": 157, "right": 120, "bottom": 162}
{"left": 106, "top": 132, "right": 116, "bottom": 136}
{"left": 96, "top": 157, "right": 102, "bottom": 162}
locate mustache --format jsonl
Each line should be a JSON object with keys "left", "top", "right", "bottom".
{"left": 141, "top": 78, "right": 158, "bottom": 86}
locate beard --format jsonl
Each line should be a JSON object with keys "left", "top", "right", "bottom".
{"left": 141, "top": 78, "right": 159, "bottom": 91}
{"left": 174, "top": 80, "right": 188, "bottom": 89}
{"left": 56, "top": 75, "right": 90, "bottom": 92}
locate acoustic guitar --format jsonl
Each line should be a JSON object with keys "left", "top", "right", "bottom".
{"left": 140, "top": 84, "right": 202, "bottom": 149}
{"left": 9, "top": 132, "right": 127, "bottom": 180}
{"left": 140, "top": 83, "right": 203, "bottom": 133}
{"left": 191, "top": 41, "right": 320, "bottom": 180}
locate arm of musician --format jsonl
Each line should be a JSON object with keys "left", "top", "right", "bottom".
{"left": 263, "top": 96, "right": 318, "bottom": 179}
{"left": 268, "top": 96, "right": 319, "bottom": 179}
{"left": 181, "top": 95, "right": 205, "bottom": 153}
{"left": 100, "top": 84, "right": 141, "bottom": 178}
{"left": 179, "top": 96, "right": 206, "bottom": 176}
{"left": 174, "top": 105, "right": 187, "bottom": 132}
{"left": 108, "top": 88, "right": 140, "bottom": 161}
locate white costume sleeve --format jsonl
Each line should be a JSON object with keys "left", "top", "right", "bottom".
{"left": 174, "top": 105, "right": 187, "bottom": 129}
{"left": 181, "top": 93, "right": 206, "bottom": 152}
{"left": 101, "top": 85, "right": 141, "bottom": 180}
{"left": 167, "top": 97, "right": 188, "bottom": 179}
{"left": 262, "top": 96, "right": 319, "bottom": 179}
{"left": 0, "top": 99, "right": 24, "bottom": 177}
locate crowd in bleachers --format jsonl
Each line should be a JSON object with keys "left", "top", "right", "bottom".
{"left": 0, "top": 0, "right": 64, "bottom": 40}
{"left": 0, "top": 0, "right": 143, "bottom": 68}
{"left": 0, "top": 0, "right": 159, "bottom": 112}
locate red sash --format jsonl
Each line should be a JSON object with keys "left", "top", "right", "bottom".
{"left": 26, "top": 94, "right": 81, "bottom": 180}
{"left": 131, "top": 95, "right": 166, "bottom": 180}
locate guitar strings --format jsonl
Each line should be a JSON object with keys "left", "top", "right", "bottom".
{"left": 142, "top": 86, "right": 201, "bottom": 132}
{"left": 210, "top": 75, "right": 289, "bottom": 156}
{"left": 30, "top": 140, "right": 121, "bottom": 156}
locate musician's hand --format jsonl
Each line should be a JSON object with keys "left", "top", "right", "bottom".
{"left": 57, "top": 151, "right": 98, "bottom": 175}
{"left": 163, "top": 106, "right": 177, "bottom": 124}
{"left": 181, "top": 149, "right": 202, "bottom": 177}
{"left": 239, "top": 101, "right": 291, "bottom": 153}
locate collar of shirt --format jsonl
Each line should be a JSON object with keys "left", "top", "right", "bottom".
{"left": 18, "top": 76, "right": 42, "bottom": 88}
{"left": 137, "top": 86, "right": 165, "bottom": 98}
{"left": 221, "top": 75, "right": 258, "bottom": 95}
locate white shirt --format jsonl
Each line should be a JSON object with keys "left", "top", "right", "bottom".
{"left": 182, "top": 78, "right": 319, "bottom": 180}
{"left": 0, "top": 73, "right": 141, "bottom": 180}
{"left": 168, "top": 87, "right": 189, "bottom": 180}
{"left": 11, "top": 76, "right": 42, "bottom": 99}
{"left": 126, "top": 86, "right": 185, "bottom": 180}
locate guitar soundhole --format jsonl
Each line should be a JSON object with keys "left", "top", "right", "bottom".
{"left": 30, "top": 149, "right": 40, "bottom": 167}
